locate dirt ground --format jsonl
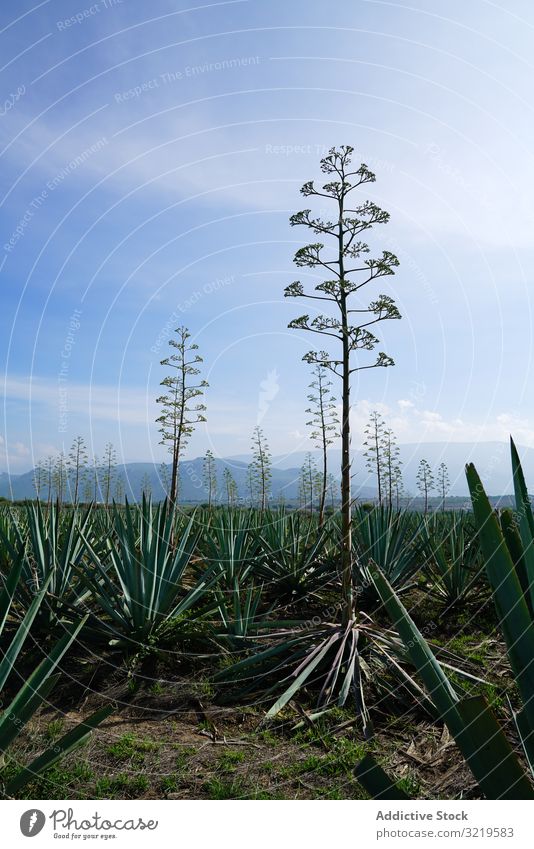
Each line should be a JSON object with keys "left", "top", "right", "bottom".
{"left": 3, "top": 593, "right": 522, "bottom": 801}
{"left": 4, "top": 669, "right": 487, "bottom": 800}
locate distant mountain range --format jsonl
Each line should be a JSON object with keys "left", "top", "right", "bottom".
{"left": 241, "top": 440, "right": 533, "bottom": 498}
{"left": 0, "top": 457, "right": 372, "bottom": 504}
{"left": 0, "top": 440, "right": 529, "bottom": 502}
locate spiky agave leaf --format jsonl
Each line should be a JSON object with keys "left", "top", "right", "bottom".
{"left": 256, "top": 512, "right": 333, "bottom": 602}
{"left": 352, "top": 506, "right": 422, "bottom": 603}
{"left": 76, "top": 497, "right": 215, "bottom": 646}
{"left": 420, "top": 512, "right": 483, "bottom": 607}
{"left": 0, "top": 573, "right": 110, "bottom": 796}
{"left": 368, "top": 561, "right": 534, "bottom": 799}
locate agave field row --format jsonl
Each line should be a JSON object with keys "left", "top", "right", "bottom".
{"left": 1, "top": 438, "right": 534, "bottom": 799}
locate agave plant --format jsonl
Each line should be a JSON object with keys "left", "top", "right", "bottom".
{"left": 0, "top": 502, "right": 96, "bottom": 628}
{"left": 214, "top": 595, "right": 480, "bottom": 729}
{"left": 420, "top": 512, "right": 483, "bottom": 608}
{"left": 351, "top": 506, "right": 422, "bottom": 605}
{"left": 0, "top": 505, "right": 20, "bottom": 560}
{"left": 214, "top": 511, "right": 479, "bottom": 725}
{"left": 354, "top": 560, "right": 534, "bottom": 799}
{"left": 213, "top": 577, "right": 268, "bottom": 652}
{"left": 199, "top": 508, "right": 260, "bottom": 588}
{"left": 256, "top": 512, "right": 333, "bottom": 603}
{"left": 76, "top": 497, "right": 213, "bottom": 648}
{"left": 465, "top": 437, "right": 534, "bottom": 773}
{"left": 0, "top": 551, "right": 111, "bottom": 797}
{"left": 356, "top": 439, "right": 534, "bottom": 800}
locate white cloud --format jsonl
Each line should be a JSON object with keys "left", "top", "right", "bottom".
{"left": 0, "top": 435, "right": 31, "bottom": 471}
{"left": 6, "top": 98, "right": 534, "bottom": 252}
{"left": 2, "top": 374, "right": 155, "bottom": 426}
{"left": 350, "top": 399, "right": 534, "bottom": 450}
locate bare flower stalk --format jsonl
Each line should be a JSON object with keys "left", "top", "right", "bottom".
{"left": 156, "top": 326, "right": 208, "bottom": 505}
{"left": 284, "top": 145, "right": 401, "bottom": 624}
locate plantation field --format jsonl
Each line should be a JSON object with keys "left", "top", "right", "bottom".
{"left": 2, "top": 443, "right": 534, "bottom": 802}
{"left": 3, "top": 605, "right": 508, "bottom": 801}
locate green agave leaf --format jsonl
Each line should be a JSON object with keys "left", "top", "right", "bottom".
{"left": 354, "top": 754, "right": 410, "bottom": 800}
{"left": 466, "top": 462, "right": 534, "bottom": 734}
{"left": 266, "top": 632, "right": 339, "bottom": 718}
{"left": 500, "top": 509, "right": 532, "bottom": 618}
{"left": 0, "top": 541, "right": 27, "bottom": 633}
{"left": 370, "top": 562, "right": 534, "bottom": 798}
{"left": 515, "top": 705, "right": 534, "bottom": 780}
{"left": 0, "top": 674, "right": 60, "bottom": 754}
{"left": 4, "top": 705, "right": 113, "bottom": 796}
{"left": 213, "top": 634, "right": 310, "bottom": 682}
{"left": 455, "top": 696, "right": 534, "bottom": 800}
{"left": 0, "top": 573, "right": 54, "bottom": 692}
{"left": 0, "top": 617, "right": 86, "bottom": 750}
{"left": 368, "top": 562, "right": 459, "bottom": 718}
{"left": 510, "top": 437, "right": 534, "bottom": 614}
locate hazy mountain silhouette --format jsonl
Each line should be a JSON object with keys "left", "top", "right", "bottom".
{"left": 0, "top": 441, "right": 528, "bottom": 502}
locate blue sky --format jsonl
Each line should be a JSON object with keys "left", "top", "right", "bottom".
{"left": 1, "top": 0, "right": 534, "bottom": 472}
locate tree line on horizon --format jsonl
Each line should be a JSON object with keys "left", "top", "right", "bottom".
{"left": 28, "top": 407, "right": 451, "bottom": 513}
